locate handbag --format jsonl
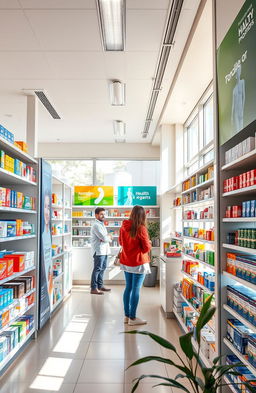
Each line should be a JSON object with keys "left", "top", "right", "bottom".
{"left": 114, "top": 248, "right": 122, "bottom": 266}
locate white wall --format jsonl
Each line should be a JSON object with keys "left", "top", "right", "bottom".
{"left": 38, "top": 142, "right": 160, "bottom": 159}
{"left": 216, "top": 0, "right": 245, "bottom": 47}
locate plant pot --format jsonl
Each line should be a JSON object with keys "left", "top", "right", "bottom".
{"left": 143, "top": 265, "right": 158, "bottom": 287}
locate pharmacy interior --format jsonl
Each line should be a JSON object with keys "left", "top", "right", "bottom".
{"left": 0, "top": 0, "right": 255, "bottom": 392}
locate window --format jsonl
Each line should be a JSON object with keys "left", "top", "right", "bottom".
{"left": 204, "top": 97, "right": 214, "bottom": 145}
{"left": 187, "top": 116, "right": 199, "bottom": 161}
{"left": 95, "top": 160, "right": 160, "bottom": 191}
{"left": 47, "top": 160, "right": 93, "bottom": 187}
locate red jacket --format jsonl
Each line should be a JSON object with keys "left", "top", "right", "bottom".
{"left": 119, "top": 219, "right": 151, "bottom": 266}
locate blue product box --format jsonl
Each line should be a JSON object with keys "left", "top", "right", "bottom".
{"left": 251, "top": 200, "right": 256, "bottom": 217}
{"left": 246, "top": 201, "right": 251, "bottom": 217}
{"left": 0, "top": 125, "right": 5, "bottom": 138}
{"left": 3, "top": 128, "right": 8, "bottom": 140}
{"left": 1, "top": 331, "right": 15, "bottom": 351}
{"left": 6, "top": 221, "right": 16, "bottom": 237}
{"left": 7, "top": 326, "right": 19, "bottom": 347}
{"left": 242, "top": 201, "right": 247, "bottom": 217}
{"left": 0, "top": 336, "right": 8, "bottom": 361}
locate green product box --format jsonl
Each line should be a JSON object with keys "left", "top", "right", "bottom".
{"left": 0, "top": 150, "right": 5, "bottom": 168}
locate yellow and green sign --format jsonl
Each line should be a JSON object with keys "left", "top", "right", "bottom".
{"left": 74, "top": 186, "right": 114, "bottom": 206}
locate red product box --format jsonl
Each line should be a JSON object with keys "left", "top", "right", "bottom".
{"left": 239, "top": 174, "right": 243, "bottom": 189}
{"left": 6, "top": 258, "right": 14, "bottom": 277}
{"left": 10, "top": 254, "right": 25, "bottom": 272}
{"left": 232, "top": 206, "right": 242, "bottom": 218}
{"left": 5, "top": 188, "right": 11, "bottom": 207}
{"left": 250, "top": 169, "right": 256, "bottom": 186}
{"left": 223, "top": 179, "right": 228, "bottom": 193}
{"left": 234, "top": 176, "right": 239, "bottom": 190}
{"left": 27, "top": 293, "right": 35, "bottom": 306}
{"left": 225, "top": 206, "right": 231, "bottom": 218}
{"left": 242, "top": 172, "right": 247, "bottom": 188}
{"left": 246, "top": 171, "right": 251, "bottom": 187}
{"left": 0, "top": 259, "right": 7, "bottom": 280}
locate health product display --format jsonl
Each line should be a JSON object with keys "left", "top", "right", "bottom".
{"left": 226, "top": 253, "right": 256, "bottom": 284}
{"left": 182, "top": 165, "right": 214, "bottom": 192}
{"left": 225, "top": 135, "right": 256, "bottom": 165}
{"left": 0, "top": 188, "right": 36, "bottom": 210}
{"left": 182, "top": 260, "right": 215, "bottom": 291}
{"left": 226, "top": 228, "right": 256, "bottom": 249}
{"left": 227, "top": 285, "right": 256, "bottom": 326}
{"left": 181, "top": 277, "right": 213, "bottom": 312}
{"left": 183, "top": 205, "right": 214, "bottom": 220}
{"left": 183, "top": 226, "right": 214, "bottom": 241}
{"left": 223, "top": 169, "right": 256, "bottom": 193}
{"left": 0, "top": 220, "right": 35, "bottom": 238}
{"left": 172, "top": 197, "right": 181, "bottom": 207}
{"left": 183, "top": 243, "right": 215, "bottom": 266}
{"left": 0, "top": 149, "right": 36, "bottom": 183}
{"left": 0, "top": 251, "right": 35, "bottom": 280}
{"left": 182, "top": 185, "right": 214, "bottom": 205}
{"left": 226, "top": 355, "right": 256, "bottom": 392}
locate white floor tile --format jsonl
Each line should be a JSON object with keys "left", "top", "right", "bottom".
{"left": 77, "top": 359, "right": 125, "bottom": 383}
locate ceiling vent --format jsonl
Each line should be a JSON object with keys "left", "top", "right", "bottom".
{"left": 142, "top": 0, "right": 184, "bottom": 138}
{"left": 34, "top": 90, "right": 61, "bottom": 119}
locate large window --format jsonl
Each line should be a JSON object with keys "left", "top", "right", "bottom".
{"left": 204, "top": 96, "right": 214, "bottom": 145}
{"left": 48, "top": 159, "right": 160, "bottom": 192}
{"left": 187, "top": 116, "right": 199, "bottom": 161}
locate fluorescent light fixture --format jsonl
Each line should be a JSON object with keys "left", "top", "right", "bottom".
{"left": 96, "top": 0, "right": 125, "bottom": 51}
{"left": 113, "top": 120, "right": 126, "bottom": 137}
{"left": 109, "top": 80, "right": 125, "bottom": 106}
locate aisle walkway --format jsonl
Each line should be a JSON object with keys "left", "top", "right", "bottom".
{"left": 0, "top": 286, "right": 184, "bottom": 393}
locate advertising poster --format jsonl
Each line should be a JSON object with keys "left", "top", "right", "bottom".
{"left": 217, "top": 0, "right": 256, "bottom": 145}
{"left": 39, "top": 159, "right": 53, "bottom": 329}
{"left": 74, "top": 186, "right": 114, "bottom": 205}
{"left": 118, "top": 186, "right": 157, "bottom": 206}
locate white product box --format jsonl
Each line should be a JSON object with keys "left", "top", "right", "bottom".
{"left": 0, "top": 221, "right": 7, "bottom": 238}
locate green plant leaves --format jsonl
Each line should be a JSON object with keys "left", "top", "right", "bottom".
{"left": 125, "top": 330, "right": 177, "bottom": 352}
{"left": 131, "top": 375, "right": 191, "bottom": 393}
{"left": 179, "top": 331, "right": 194, "bottom": 360}
{"left": 195, "top": 294, "right": 216, "bottom": 344}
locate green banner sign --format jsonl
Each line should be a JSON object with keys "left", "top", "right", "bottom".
{"left": 217, "top": 0, "right": 256, "bottom": 145}
{"left": 118, "top": 186, "right": 157, "bottom": 206}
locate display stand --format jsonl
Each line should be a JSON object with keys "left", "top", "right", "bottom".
{"left": 72, "top": 205, "right": 160, "bottom": 284}
{"left": 51, "top": 176, "right": 72, "bottom": 312}
{"left": 0, "top": 136, "right": 38, "bottom": 376}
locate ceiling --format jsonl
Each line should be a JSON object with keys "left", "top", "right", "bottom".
{"left": 0, "top": 0, "right": 203, "bottom": 144}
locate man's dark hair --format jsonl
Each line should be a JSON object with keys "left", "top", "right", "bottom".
{"left": 95, "top": 207, "right": 105, "bottom": 215}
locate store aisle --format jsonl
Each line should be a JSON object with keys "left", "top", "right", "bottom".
{"left": 0, "top": 286, "right": 184, "bottom": 393}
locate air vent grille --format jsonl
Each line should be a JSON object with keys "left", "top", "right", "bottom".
{"left": 34, "top": 91, "right": 61, "bottom": 119}
{"left": 142, "top": 0, "right": 184, "bottom": 138}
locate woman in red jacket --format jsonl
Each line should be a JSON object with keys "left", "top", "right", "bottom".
{"left": 119, "top": 205, "right": 151, "bottom": 326}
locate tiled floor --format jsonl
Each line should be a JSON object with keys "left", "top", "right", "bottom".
{"left": 0, "top": 285, "right": 185, "bottom": 393}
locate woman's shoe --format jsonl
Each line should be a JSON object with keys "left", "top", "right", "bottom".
{"left": 124, "top": 316, "right": 129, "bottom": 323}
{"left": 128, "top": 318, "right": 147, "bottom": 326}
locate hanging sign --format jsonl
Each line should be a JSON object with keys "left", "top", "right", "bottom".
{"left": 74, "top": 186, "right": 114, "bottom": 206}
{"left": 217, "top": 0, "right": 256, "bottom": 145}
{"left": 117, "top": 186, "right": 157, "bottom": 206}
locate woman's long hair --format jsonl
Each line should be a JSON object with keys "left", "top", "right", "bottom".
{"left": 129, "top": 205, "right": 146, "bottom": 238}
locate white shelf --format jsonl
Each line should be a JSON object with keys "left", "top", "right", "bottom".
{"left": 0, "top": 136, "right": 37, "bottom": 165}
{"left": 72, "top": 216, "right": 159, "bottom": 219}
{"left": 223, "top": 185, "right": 256, "bottom": 197}
{"left": 53, "top": 272, "right": 64, "bottom": 281}
{"left": 0, "top": 328, "right": 35, "bottom": 372}
{"left": 0, "top": 302, "right": 35, "bottom": 335}
{"left": 165, "top": 183, "right": 182, "bottom": 194}
{"left": 180, "top": 293, "right": 199, "bottom": 316}
{"left": 72, "top": 225, "right": 91, "bottom": 228}
{"left": 183, "top": 236, "right": 214, "bottom": 244}
{"left": 183, "top": 160, "right": 214, "bottom": 183}
{"left": 182, "top": 219, "right": 214, "bottom": 223}
{"left": 0, "top": 168, "right": 37, "bottom": 186}
{"left": 52, "top": 234, "right": 63, "bottom": 238}
{"left": 222, "top": 217, "right": 256, "bottom": 222}
{"left": 64, "top": 219, "right": 72, "bottom": 221}
{"left": 182, "top": 253, "right": 215, "bottom": 270}
{"left": 52, "top": 252, "right": 66, "bottom": 259}
{"left": 52, "top": 218, "right": 63, "bottom": 221}
{"left": 182, "top": 198, "right": 214, "bottom": 208}
{"left": 222, "top": 243, "right": 256, "bottom": 254}
{"left": 224, "top": 338, "right": 256, "bottom": 375}
{"left": 52, "top": 205, "right": 63, "bottom": 209}
{"left": 182, "top": 178, "right": 214, "bottom": 195}
{"left": 221, "top": 149, "right": 256, "bottom": 171}
{"left": 170, "top": 205, "right": 182, "bottom": 210}
{"left": 182, "top": 271, "right": 214, "bottom": 294}
{"left": 52, "top": 297, "right": 63, "bottom": 312}
{"left": 0, "top": 234, "right": 36, "bottom": 242}
{"left": 223, "top": 271, "right": 256, "bottom": 291}
{"left": 72, "top": 235, "right": 90, "bottom": 238}
{"left": 64, "top": 207, "right": 72, "bottom": 210}
{"left": 173, "top": 309, "right": 190, "bottom": 332}
{"left": 223, "top": 304, "right": 256, "bottom": 333}
{"left": 0, "top": 207, "right": 36, "bottom": 214}
{"left": 63, "top": 232, "right": 71, "bottom": 236}
{"left": 0, "top": 266, "right": 35, "bottom": 285}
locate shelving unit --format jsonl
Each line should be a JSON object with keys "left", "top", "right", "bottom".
{"left": 51, "top": 176, "right": 72, "bottom": 312}
{"left": 0, "top": 137, "right": 38, "bottom": 376}
{"left": 219, "top": 124, "right": 256, "bottom": 385}
{"left": 72, "top": 205, "right": 160, "bottom": 284}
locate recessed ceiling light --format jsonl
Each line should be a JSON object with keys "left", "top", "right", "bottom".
{"left": 96, "top": 0, "right": 125, "bottom": 51}
{"left": 109, "top": 80, "right": 125, "bottom": 106}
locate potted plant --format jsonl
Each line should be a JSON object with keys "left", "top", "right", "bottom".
{"left": 143, "top": 222, "right": 160, "bottom": 287}
{"left": 125, "top": 294, "right": 255, "bottom": 393}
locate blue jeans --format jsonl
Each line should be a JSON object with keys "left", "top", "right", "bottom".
{"left": 123, "top": 271, "right": 145, "bottom": 319}
{"left": 91, "top": 254, "right": 108, "bottom": 290}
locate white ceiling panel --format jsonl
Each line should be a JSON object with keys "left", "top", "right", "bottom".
{"left": 25, "top": 10, "right": 101, "bottom": 51}
{"left": 126, "top": 10, "right": 167, "bottom": 51}
{"left": 124, "top": 52, "right": 157, "bottom": 80}
{"left": 45, "top": 52, "right": 106, "bottom": 79}
{"left": 0, "top": 53, "right": 54, "bottom": 79}
{"left": 0, "top": 11, "right": 40, "bottom": 50}
{"left": 20, "top": 0, "right": 95, "bottom": 9}
{"left": 127, "top": 0, "right": 169, "bottom": 9}
{"left": 0, "top": 0, "right": 20, "bottom": 8}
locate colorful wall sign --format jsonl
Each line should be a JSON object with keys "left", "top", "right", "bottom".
{"left": 217, "top": 0, "right": 256, "bottom": 145}
{"left": 74, "top": 186, "right": 114, "bottom": 206}
{"left": 118, "top": 186, "right": 157, "bottom": 206}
